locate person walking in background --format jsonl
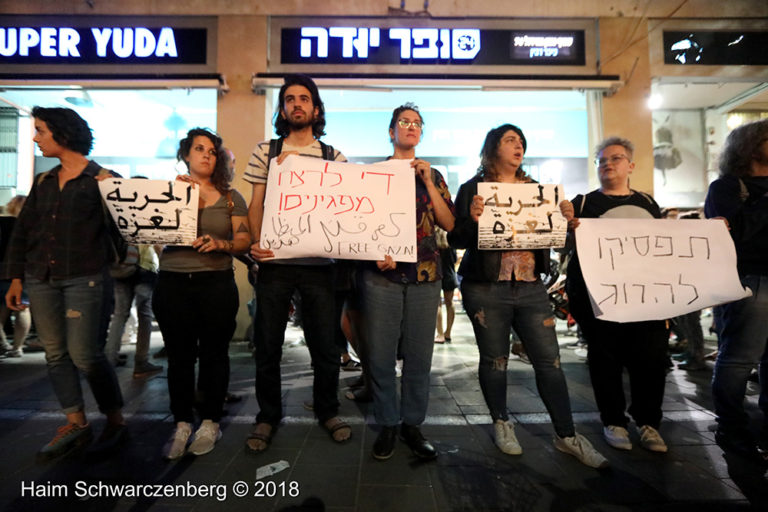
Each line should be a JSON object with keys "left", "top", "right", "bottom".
{"left": 154, "top": 128, "right": 250, "bottom": 460}
{"left": 4, "top": 107, "right": 126, "bottom": 460}
{"left": 434, "top": 227, "right": 458, "bottom": 344}
{"left": 450, "top": 124, "right": 608, "bottom": 469}
{"left": 0, "top": 195, "right": 31, "bottom": 358}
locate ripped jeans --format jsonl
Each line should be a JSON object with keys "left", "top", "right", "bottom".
{"left": 461, "top": 279, "right": 575, "bottom": 437}
{"left": 26, "top": 272, "right": 123, "bottom": 415}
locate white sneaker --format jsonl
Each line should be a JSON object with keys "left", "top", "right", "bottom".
{"left": 603, "top": 425, "right": 632, "bottom": 450}
{"left": 554, "top": 433, "right": 609, "bottom": 469}
{"left": 494, "top": 420, "right": 522, "bottom": 455}
{"left": 163, "top": 421, "right": 192, "bottom": 460}
{"left": 188, "top": 420, "right": 222, "bottom": 456}
{"left": 638, "top": 425, "right": 667, "bottom": 453}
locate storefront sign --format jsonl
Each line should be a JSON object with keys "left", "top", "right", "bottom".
{"left": 663, "top": 30, "right": 768, "bottom": 66}
{"left": 281, "top": 26, "right": 584, "bottom": 66}
{"left": 0, "top": 16, "right": 215, "bottom": 74}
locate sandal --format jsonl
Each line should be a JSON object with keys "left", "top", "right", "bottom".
{"left": 245, "top": 423, "right": 274, "bottom": 453}
{"left": 323, "top": 417, "right": 352, "bottom": 443}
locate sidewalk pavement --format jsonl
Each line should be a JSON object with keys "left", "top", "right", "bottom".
{"left": 0, "top": 310, "right": 766, "bottom": 512}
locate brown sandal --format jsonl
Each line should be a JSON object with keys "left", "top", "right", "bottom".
{"left": 323, "top": 417, "right": 351, "bottom": 443}
{"left": 245, "top": 423, "right": 274, "bottom": 453}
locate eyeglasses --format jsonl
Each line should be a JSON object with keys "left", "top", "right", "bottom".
{"left": 596, "top": 154, "right": 629, "bottom": 167}
{"left": 397, "top": 119, "right": 422, "bottom": 129}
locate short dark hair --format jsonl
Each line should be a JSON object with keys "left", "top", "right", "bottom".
{"left": 477, "top": 124, "right": 528, "bottom": 182}
{"left": 31, "top": 106, "right": 93, "bottom": 155}
{"left": 274, "top": 74, "right": 326, "bottom": 139}
{"left": 719, "top": 119, "right": 768, "bottom": 177}
{"left": 177, "top": 128, "right": 232, "bottom": 194}
{"left": 595, "top": 136, "right": 634, "bottom": 161}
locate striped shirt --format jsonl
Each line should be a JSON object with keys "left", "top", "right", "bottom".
{"left": 243, "top": 139, "right": 346, "bottom": 185}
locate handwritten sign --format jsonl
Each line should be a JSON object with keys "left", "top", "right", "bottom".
{"left": 260, "top": 155, "right": 417, "bottom": 262}
{"left": 477, "top": 183, "right": 566, "bottom": 249}
{"left": 576, "top": 218, "right": 751, "bottom": 322}
{"left": 99, "top": 179, "right": 199, "bottom": 245}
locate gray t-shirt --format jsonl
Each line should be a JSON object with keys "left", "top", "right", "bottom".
{"left": 159, "top": 189, "right": 247, "bottom": 272}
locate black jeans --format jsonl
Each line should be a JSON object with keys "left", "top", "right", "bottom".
{"left": 153, "top": 270, "right": 238, "bottom": 424}
{"left": 254, "top": 263, "right": 340, "bottom": 425}
{"left": 569, "top": 287, "right": 668, "bottom": 429}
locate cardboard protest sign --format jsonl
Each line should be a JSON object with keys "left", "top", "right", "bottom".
{"left": 99, "top": 178, "right": 199, "bottom": 245}
{"left": 576, "top": 218, "right": 750, "bottom": 322}
{"left": 477, "top": 182, "right": 566, "bottom": 249}
{"left": 260, "top": 155, "right": 417, "bottom": 262}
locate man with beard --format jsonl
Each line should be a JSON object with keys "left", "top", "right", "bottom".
{"left": 244, "top": 74, "right": 350, "bottom": 453}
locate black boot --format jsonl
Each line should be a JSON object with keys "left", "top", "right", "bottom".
{"left": 400, "top": 423, "right": 437, "bottom": 460}
{"left": 372, "top": 426, "right": 397, "bottom": 460}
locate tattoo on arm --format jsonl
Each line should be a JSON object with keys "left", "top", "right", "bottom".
{"left": 236, "top": 222, "right": 250, "bottom": 234}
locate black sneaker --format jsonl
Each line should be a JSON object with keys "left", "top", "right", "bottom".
{"left": 86, "top": 423, "right": 128, "bottom": 458}
{"left": 399, "top": 424, "right": 437, "bottom": 460}
{"left": 715, "top": 428, "right": 761, "bottom": 462}
{"left": 372, "top": 426, "right": 397, "bottom": 460}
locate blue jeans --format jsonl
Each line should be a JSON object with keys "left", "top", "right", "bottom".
{"left": 105, "top": 269, "right": 157, "bottom": 364}
{"left": 26, "top": 272, "right": 123, "bottom": 415}
{"left": 461, "top": 279, "right": 575, "bottom": 437}
{"left": 360, "top": 270, "right": 440, "bottom": 427}
{"left": 712, "top": 274, "right": 768, "bottom": 434}
{"left": 254, "top": 263, "right": 340, "bottom": 425}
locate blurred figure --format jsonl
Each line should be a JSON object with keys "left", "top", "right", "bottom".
{"left": 0, "top": 195, "right": 31, "bottom": 358}
{"left": 434, "top": 227, "right": 457, "bottom": 344}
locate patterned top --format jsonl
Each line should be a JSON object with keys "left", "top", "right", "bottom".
{"left": 498, "top": 251, "right": 536, "bottom": 281}
{"left": 376, "top": 168, "right": 455, "bottom": 284}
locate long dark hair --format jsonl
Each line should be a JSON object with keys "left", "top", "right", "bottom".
{"left": 177, "top": 128, "right": 232, "bottom": 194}
{"left": 477, "top": 124, "right": 528, "bottom": 182}
{"left": 31, "top": 106, "right": 93, "bottom": 155}
{"left": 720, "top": 119, "right": 768, "bottom": 177}
{"left": 274, "top": 74, "right": 326, "bottom": 139}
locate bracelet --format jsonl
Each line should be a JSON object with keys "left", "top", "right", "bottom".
{"left": 227, "top": 240, "right": 234, "bottom": 252}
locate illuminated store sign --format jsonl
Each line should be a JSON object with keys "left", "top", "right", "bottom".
{"left": 663, "top": 31, "right": 768, "bottom": 65}
{"left": 0, "top": 25, "right": 206, "bottom": 64}
{"left": 281, "top": 26, "right": 584, "bottom": 66}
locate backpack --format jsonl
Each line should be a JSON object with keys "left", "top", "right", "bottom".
{"left": 267, "top": 138, "right": 335, "bottom": 163}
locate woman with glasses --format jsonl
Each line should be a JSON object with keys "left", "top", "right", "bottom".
{"left": 449, "top": 124, "right": 609, "bottom": 468}
{"left": 564, "top": 136, "right": 669, "bottom": 455}
{"left": 362, "top": 103, "right": 455, "bottom": 461}
{"left": 154, "top": 128, "right": 250, "bottom": 460}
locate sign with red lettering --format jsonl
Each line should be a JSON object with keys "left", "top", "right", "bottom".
{"left": 260, "top": 155, "right": 417, "bottom": 262}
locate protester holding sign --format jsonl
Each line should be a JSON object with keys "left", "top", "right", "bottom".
{"left": 449, "top": 124, "right": 608, "bottom": 468}
{"left": 3, "top": 107, "right": 126, "bottom": 460}
{"left": 564, "top": 136, "right": 669, "bottom": 455}
{"left": 245, "top": 74, "right": 351, "bottom": 453}
{"left": 153, "top": 128, "right": 249, "bottom": 460}
{"left": 362, "top": 103, "right": 454, "bottom": 461}
{"left": 704, "top": 119, "right": 768, "bottom": 462}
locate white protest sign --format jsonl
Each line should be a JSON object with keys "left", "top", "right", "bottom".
{"left": 477, "top": 182, "right": 566, "bottom": 249}
{"left": 260, "top": 155, "right": 417, "bottom": 262}
{"left": 576, "top": 218, "right": 751, "bottom": 322}
{"left": 99, "top": 178, "right": 199, "bottom": 245}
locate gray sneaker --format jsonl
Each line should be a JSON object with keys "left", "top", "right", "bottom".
{"left": 494, "top": 419, "right": 522, "bottom": 455}
{"left": 163, "top": 422, "right": 192, "bottom": 460}
{"left": 38, "top": 423, "right": 93, "bottom": 461}
{"left": 638, "top": 425, "right": 668, "bottom": 453}
{"left": 554, "top": 433, "right": 610, "bottom": 469}
{"left": 603, "top": 425, "right": 632, "bottom": 450}
{"left": 188, "top": 420, "right": 222, "bottom": 456}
